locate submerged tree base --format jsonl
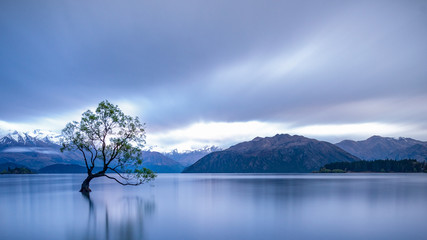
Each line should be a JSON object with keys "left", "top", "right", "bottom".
{"left": 80, "top": 176, "right": 93, "bottom": 193}
{"left": 80, "top": 187, "right": 92, "bottom": 193}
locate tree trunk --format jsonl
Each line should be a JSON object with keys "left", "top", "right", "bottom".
{"left": 80, "top": 175, "right": 94, "bottom": 193}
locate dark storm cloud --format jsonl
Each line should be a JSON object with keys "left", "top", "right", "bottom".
{"left": 1, "top": 0, "right": 426, "bottom": 138}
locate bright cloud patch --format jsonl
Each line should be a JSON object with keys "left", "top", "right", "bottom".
{"left": 146, "top": 121, "right": 412, "bottom": 152}
{"left": 146, "top": 121, "right": 289, "bottom": 152}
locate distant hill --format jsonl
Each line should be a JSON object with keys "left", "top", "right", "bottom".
{"left": 336, "top": 136, "right": 427, "bottom": 161}
{"left": 141, "top": 151, "right": 185, "bottom": 173}
{"left": 164, "top": 146, "right": 222, "bottom": 167}
{"left": 388, "top": 144, "right": 427, "bottom": 162}
{"left": 183, "top": 134, "right": 360, "bottom": 173}
{"left": 38, "top": 164, "right": 87, "bottom": 173}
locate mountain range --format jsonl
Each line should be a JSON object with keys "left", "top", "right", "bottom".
{"left": 183, "top": 134, "right": 360, "bottom": 173}
{"left": 1, "top": 129, "right": 426, "bottom": 173}
{"left": 140, "top": 151, "right": 185, "bottom": 173}
{"left": 336, "top": 136, "right": 427, "bottom": 162}
{"left": 0, "top": 130, "right": 212, "bottom": 173}
{"left": 164, "top": 146, "right": 222, "bottom": 167}
{"left": 0, "top": 130, "right": 82, "bottom": 169}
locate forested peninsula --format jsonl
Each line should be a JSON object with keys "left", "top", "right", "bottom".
{"left": 317, "top": 159, "right": 427, "bottom": 173}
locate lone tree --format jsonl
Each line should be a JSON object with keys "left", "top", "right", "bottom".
{"left": 61, "top": 100, "right": 156, "bottom": 193}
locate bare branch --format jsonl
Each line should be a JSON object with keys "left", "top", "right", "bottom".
{"left": 104, "top": 174, "right": 141, "bottom": 186}
{"left": 107, "top": 167, "right": 129, "bottom": 180}
{"left": 77, "top": 147, "right": 90, "bottom": 172}
{"left": 92, "top": 147, "right": 98, "bottom": 166}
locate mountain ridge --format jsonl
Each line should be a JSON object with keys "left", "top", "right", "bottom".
{"left": 2, "top": 129, "right": 427, "bottom": 173}
{"left": 336, "top": 136, "right": 427, "bottom": 161}
{"left": 183, "top": 134, "right": 361, "bottom": 173}
{"left": 0, "top": 131, "right": 82, "bottom": 169}
{"left": 163, "top": 146, "right": 222, "bottom": 167}
{"left": 0, "top": 130, "right": 186, "bottom": 172}
{"left": 140, "top": 151, "right": 184, "bottom": 173}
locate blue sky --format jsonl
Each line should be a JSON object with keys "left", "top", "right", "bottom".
{"left": 1, "top": 0, "right": 427, "bottom": 151}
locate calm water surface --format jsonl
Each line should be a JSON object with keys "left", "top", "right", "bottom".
{"left": 1, "top": 173, "right": 426, "bottom": 240}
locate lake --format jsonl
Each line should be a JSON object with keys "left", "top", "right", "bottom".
{"left": 1, "top": 173, "right": 426, "bottom": 240}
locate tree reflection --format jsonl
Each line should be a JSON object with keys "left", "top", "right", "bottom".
{"left": 74, "top": 193, "right": 155, "bottom": 240}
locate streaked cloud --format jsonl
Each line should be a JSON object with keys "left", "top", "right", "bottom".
{"left": 147, "top": 121, "right": 417, "bottom": 151}
{"left": 0, "top": 0, "right": 426, "bottom": 150}
{"left": 2, "top": 147, "right": 60, "bottom": 155}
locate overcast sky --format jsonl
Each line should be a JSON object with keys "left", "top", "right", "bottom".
{"left": 1, "top": 0, "right": 427, "bottom": 151}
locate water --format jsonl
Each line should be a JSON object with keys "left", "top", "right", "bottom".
{"left": 1, "top": 173, "right": 426, "bottom": 240}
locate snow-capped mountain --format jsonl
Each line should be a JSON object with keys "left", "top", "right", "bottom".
{"left": 0, "top": 129, "right": 197, "bottom": 172}
{"left": 163, "top": 146, "right": 222, "bottom": 167}
{"left": 0, "top": 129, "right": 81, "bottom": 169}
{"left": 0, "top": 129, "right": 61, "bottom": 145}
{"left": 26, "top": 129, "right": 62, "bottom": 144}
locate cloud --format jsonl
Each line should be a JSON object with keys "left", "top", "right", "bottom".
{"left": 1, "top": 0, "right": 426, "bottom": 150}
{"left": 2, "top": 147, "right": 60, "bottom": 155}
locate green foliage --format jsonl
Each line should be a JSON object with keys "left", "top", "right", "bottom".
{"left": 319, "top": 159, "right": 426, "bottom": 173}
{"left": 317, "top": 168, "right": 346, "bottom": 173}
{"left": 61, "top": 100, "right": 156, "bottom": 187}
